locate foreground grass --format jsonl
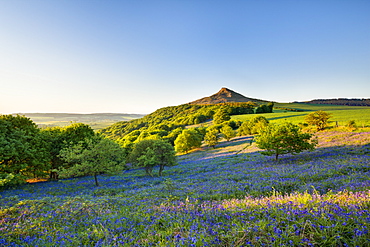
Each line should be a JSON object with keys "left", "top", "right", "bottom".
{"left": 1, "top": 131, "right": 369, "bottom": 246}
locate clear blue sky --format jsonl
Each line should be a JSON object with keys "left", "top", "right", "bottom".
{"left": 1, "top": 0, "right": 369, "bottom": 114}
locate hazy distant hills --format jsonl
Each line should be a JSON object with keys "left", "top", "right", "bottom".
{"left": 10, "top": 88, "right": 368, "bottom": 130}
{"left": 189, "top": 87, "right": 269, "bottom": 105}
{"left": 296, "top": 98, "right": 370, "bottom": 106}
{"left": 14, "top": 113, "right": 145, "bottom": 130}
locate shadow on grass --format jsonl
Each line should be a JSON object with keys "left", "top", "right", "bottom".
{"left": 267, "top": 113, "right": 307, "bottom": 121}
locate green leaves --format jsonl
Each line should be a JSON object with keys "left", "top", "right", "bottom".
{"left": 213, "top": 108, "right": 231, "bottom": 124}
{"left": 305, "top": 110, "right": 332, "bottom": 131}
{"left": 129, "top": 139, "right": 177, "bottom": 176}
{"left": 220, "top": 125, "right": 236, "bottom": 142}
{"left": 255, "top": 122, "right": 317, "bottom": 160}
{"left": 204, "top": 129, "right": 220, "bottom": 148}
{"left": 0, "top": 115, "right": 48, "bottom": 186}
{"left": 174, "top": 128, "right": 203, "bottom": 154}
{"left": 59, "top": 136, "right": 126, "bottom": 186}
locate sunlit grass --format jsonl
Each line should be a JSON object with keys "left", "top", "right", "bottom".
{"left": 232, "top": 103, "right": 370, "bottom": 128}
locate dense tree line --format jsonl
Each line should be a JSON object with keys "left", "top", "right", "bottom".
{"left": 0, "top": 115, "right": 127, "bottom": 187}
{"left": 1, "top": 108, "right": 328, "bottom": 187}
{"left": 301, "top": 98, "right": 370, "bottom": 106}
{"left": 99, "top": 102, "right": 273, "bottom": 147}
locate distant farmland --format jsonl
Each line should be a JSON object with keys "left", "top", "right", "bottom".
{"left": 232, "top": 103, "right": 370, "bottom": 128}
{"left": 13, "top": 113, "right": 145, "bottom": 130}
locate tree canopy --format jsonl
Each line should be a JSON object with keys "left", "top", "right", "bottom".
{"left": 129, "top": 139, "right": 177, "bottom": 176}
{"left": 0, "top": 115, "right": 49, "bottom": 186}
{"left": 58, "top": 136, "right": 126, "bottom": 186}
{"left": 255, "top": 122, "right": 317, "bottom": 161}
{"left": 174, "top": 128, "right": 203, "bottom": 154}
{"left": 204, "top": 128, "right": 220, "bottom": 148}
{"left": 304, "top": 110, "right": 332, "bottom": 131}
{"left": 220, "top": 125, "right": 236, "bottom": 141}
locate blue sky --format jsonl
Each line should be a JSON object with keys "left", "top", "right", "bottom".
{"left": 1, "top": 0, "right": 369, "bottom": 114}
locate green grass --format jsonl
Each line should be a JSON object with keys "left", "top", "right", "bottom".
{"left": 232, "top": 103, "right": 370, "bottom": 128}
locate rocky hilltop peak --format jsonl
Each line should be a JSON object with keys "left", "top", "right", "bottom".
{"left": 217, "top": 87, "right": 235, "bottom": 97}
{"left": 189, "top": 87, "right": 267, "bottom": 105}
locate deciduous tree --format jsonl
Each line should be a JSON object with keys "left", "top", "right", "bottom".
{"left": 42, "top": 123, "right": 96, "bottom": 180}
{"left": 304, "top": 110, "right": 332, "bottom": 131}
{"left": 204, "top": 128, "right": 220, "bottom": 148}
{"left": 249, "top": 116, "right": 269, "bottom": 134}
{"left": 220, "top": 125, "right": 236, "bottom": 141}
{"left": 174, "top": 128, "right": 203, "bottom": 154}
{"left": 238, "top": 121, "right": 252, "bottom": 136}
{"left": 213, "top": 108, "right": 231, "bottom": 124}
{"left": 255, "top": 122, "right": 317, "bottom": 161}
{"left": 129, "top": 139, "right": 176, "bottom": 176}
{"left": 0, "top": 115, "right": 49, "bottom": 186}
{"left": 58, "top": 136, "right": 126, "bottom": 186}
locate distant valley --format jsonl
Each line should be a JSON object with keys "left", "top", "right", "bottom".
{"left": 13, "top": 113, "right": 145, "bottom": 130}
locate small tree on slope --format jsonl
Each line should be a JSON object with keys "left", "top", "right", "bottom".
{"left": 255, "top": 122, "right": 317, "bottom": 161}
{"left": 304, "top": 110, "right": 332, "bottom": 131}
{"left": 58, "top": 136, "right": 126, "bottom": 186}
{"left": 174, "top": 128, "right": 203, "bottom": 154}
{"left": 129, "top": 139, "right": 177, "bottom": 176}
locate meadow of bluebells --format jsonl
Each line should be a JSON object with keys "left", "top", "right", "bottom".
{"left": 0, "top": 131, "right": 369, "bottom": 246}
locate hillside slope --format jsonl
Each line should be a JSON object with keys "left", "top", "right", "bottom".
{"left": 1, "top": 131, "right": 369, "bottom": 246}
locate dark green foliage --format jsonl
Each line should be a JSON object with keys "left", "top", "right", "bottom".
{"left": 227, "top": 102, "right": 256, "bottom": 115}
{"left": 0, "top": 115, "right": 103, "bottom": 186}
{"left": 59, "top": 136, "right": 126, "bottom": 186}
{"left": 255, "top": 102, "right": 274, "bottom": 114}
{"left": 129, "top": 139, "right": 176, "bottom": 176}
{"left": 61, "top": 123, "right": 95, "bottom": 145}
{"left": 303, "top": 98, "right": 370, "bottom": 106}
{"left": 162, "top": 127, "right": 184, "bottom": 146}
{"left": 228, "top": 120, "right": 242, "bottom": 130}
{"left": 41, "top": 123, "right": 96, "bottom": 180}
{"left": 0, "top": 115, "right": 49, "bottom": 186}
{"left": 220, "top": 125, "right": 236, "bottom": 141}
{"left": 255, "top": 122, "right": 317, "bottom": 160}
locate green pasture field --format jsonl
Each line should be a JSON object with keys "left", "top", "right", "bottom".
{"left": 232, "top": 103, "right": 370, "bottom": 128}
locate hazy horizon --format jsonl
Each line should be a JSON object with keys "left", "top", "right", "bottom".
{"left": 1, "top": 1, "right": 369, "bottom": 114}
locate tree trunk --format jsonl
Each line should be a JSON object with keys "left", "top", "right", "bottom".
{"left": 275, "top": 153, "right": 279, "bottom": 161}
{"left": 94, "top": 174, "right": 99, "bottom": 186}
{"left": 159, "top": 165, "right": 164, "bottom": 177}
